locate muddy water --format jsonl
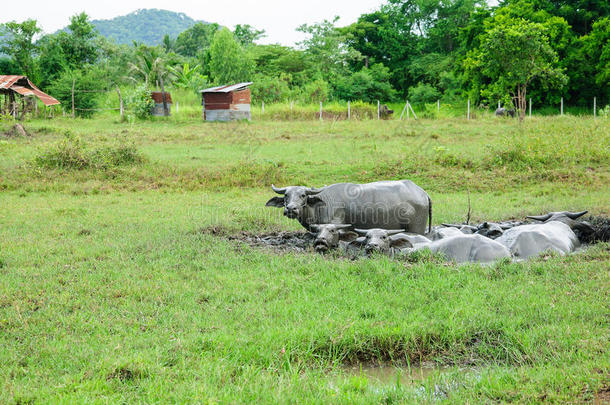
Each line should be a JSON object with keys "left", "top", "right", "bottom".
{"left": 342, "top": 364, "right": 449, "bottom": 385}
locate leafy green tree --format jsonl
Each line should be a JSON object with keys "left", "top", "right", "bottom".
{"left": 48, "top": 68, "right": 106, "bottom": 118}
{"left": 334, "top": 63, "right": 397, "bottom": 102}
{"left": 297, "top": 17, "right": 361, "bottom": 84}
{"left": 0, "top": 19, "right": 41, "bottom": 78}
{"left": 175, "top": 22, "right": 219, "bottom": 57}
{"left": 465, "top": 19, "right": 567, "bottom": 118}
{"left": 250, "top": 74, "right": 291, "bottom": 103}
{"left": 208, "top": 28, "right": 254, "bottom": 84}
{"left": 408, "top": 82, "right": 441, "bottom": 103}
{"left": 63, "top": 13, "right": 98, "bottom": 67}
{"left": 250, "top": 45, "right": 309, "bottom": 86}
{"left": 233, "top": 24, "right": 266, "bottom": 47}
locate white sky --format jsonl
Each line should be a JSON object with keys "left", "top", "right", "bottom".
{"left": 0, "top": 0, "right": 384, "bottom": 46}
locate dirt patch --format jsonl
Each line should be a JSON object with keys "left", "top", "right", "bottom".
{"left": 228, "top": 231, "right": 315, "bottom": 252}
{"left": 594, "top": 386, "right": 610, "bottom": 404}
{"left": 106, "top": 366, "right": 143, "bottom": 382}
{"left": 2, "top": 123, "right": 30, "bottom": 138}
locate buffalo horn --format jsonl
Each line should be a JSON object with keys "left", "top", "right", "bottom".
{"left": 526, "top": 213, "right": 552, "bottom": 222}
{"left": 566, "top": 210, "right": 588, "bottom": 220}
{"left": 271, "top": 184, "right": 287, "bottom": 194}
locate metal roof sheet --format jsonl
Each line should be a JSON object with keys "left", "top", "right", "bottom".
{"left": 200, "top": 82, "right": 253, "bottom": 93}
{"left": 0, "top": 75, "right": 60, "bottom": 106}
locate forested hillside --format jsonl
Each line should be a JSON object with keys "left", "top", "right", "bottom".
{"left": 90, "top": 9, "right": 207, "bottom": 45}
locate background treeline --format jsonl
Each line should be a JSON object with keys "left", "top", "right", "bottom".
{"left": 0, "top": 0, "right": 608, "bottom": 117}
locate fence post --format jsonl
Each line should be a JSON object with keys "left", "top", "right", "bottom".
{"left": 437, "top": 99, "right": 440, "bottom": 115}
{"left": 399, "top": 101, "right": 407, "bottom": 120}
{"left": 348, "top": 100, "right": 350, "bottom": 120}
{"left": 176, "top": 101, "right": 179, "bottom": 113}
{"left": 467, "top": 99, "right": 470, "bottom": 120}
{"left": 377, "top": 100, "right": 380, "bottom": 120}
{"left": 320, "top": 101, "right": 323, "bottom": 121}
{"left": 35, "top": 100, "right": 38, "bottom": 117}
{"left": 498, "top": 100, "right": 501, "bottom": 109}
{"left": 593, "top": 97, "right": 596, "bottom": 118}
{"left": 407, "top": 101, "right": 410, "bottom": 120}
{"left": 529, "top": 98, "right": 532, "bottom": 117}
{"left": 408, "top": 102, "right": 418, "bottom": 120}
{"left": 116, "top": 86, "right": 124, "bottom": 120}
{"left": 262, "top": 101, "right": 265, "bottom": 115}
{"left": 560, "top": 97, "right": 563, "bottom": 115}
{"left": 290, "top": 101, "right": 293, "bottom": 112}
{"left": 71, "top": 78, "right": 75, "bottom": 118}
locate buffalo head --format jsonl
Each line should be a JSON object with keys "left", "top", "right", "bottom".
{"left": 265, "top": 184, "right": 324, "bottom": 219}
{"left": 352, "top": 228, "right": 410, "bottom": 255}
{"left": 310, "top": 224, "right": 357, "bottom": 253}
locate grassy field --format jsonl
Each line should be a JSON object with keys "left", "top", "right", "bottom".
{"left": 0, "top": 115, "right": 608, "bottom": 403}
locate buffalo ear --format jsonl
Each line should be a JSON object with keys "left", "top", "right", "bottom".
{"left": 390, "top": 235, "right": 413, "bottom": 249}
{"left": 307, "top": 195, "right": 325, "bottom": 206}
{"left": 265, "top": 196, "right": 284, "bottom": 208}
{"left": 339, "top": 231, "right": 358, "bottom": 242}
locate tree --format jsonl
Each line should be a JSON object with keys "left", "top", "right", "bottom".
{"left": 175, "top": 22, "right": 219, "bottom": 57}
{"left": 233, "top": 24, "right": 266, "bottom": 47}
{"left": 168, "top": 63, "right": 208, "bottom": 92}
{"left": 127, "top": 45, "right": 169, "bottom": 86}
{"left": 297, "top": 17, "right": 361, "bottom": 84}
{"left": 208, "top": 28, "right": 254, "bottom": 84}
{"left": 465, "top": 19, "right": 567, "bottom": 118}
{"left": 63, "top": 12, "right": 98, "bottom": 67}
{"left": 0, "top": 19, "right": 41, "bottom": 78}
{"left": 334, "top": 63, "right": 397, "bottom": 102}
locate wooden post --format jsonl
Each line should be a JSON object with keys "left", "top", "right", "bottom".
{"left": 399, "top": 101, "right": 408, "bottom": 120}
{"left": 159, "top": 76, "right": 168, "bottom": 116}
{"left": 560, "top": 97, "right": 563, "bottom": 115}
{"left": 377, "top": 100, "right": 380, "bottom": 120}
{"left": 262, "top": 101, "right": 265, "bottom": 114}
{"left": 347, "top": 100, "right": 350, "bottom": 120}
{"left": 498, "top": 101, "right": 501, "bottom": 109}
{"left": 467, "top": 99, "right": 470, "bottom": 120}
{"left": 176, "top": 101, "right": 179, "bottom": 113}
{"left": 290, "top": 101, "right": 293, "bottom": 112}
{"left": 437, "top": 99, "right": 440, "bottom": 115}
{"left": 593, "top": 97, "right": 596, "bottom": 118}
{"left": 529, "top": 98, "right": 532, "bottom": 117}
{"left": 407, "top": 101, "right": 410, "bottom": 120}
{"left": 71, "top": 78, "right": 75, "bottom": 118}
{"left": 35, "top": 100, "right": 38, "bottom": 117}
{"left": 320, "top": 101, "right": 323, "bottom": 121}
{"left": 116, "top": 86, "right": 124, "bottom": 120}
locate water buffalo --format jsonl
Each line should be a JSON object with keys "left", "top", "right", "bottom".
{"left": 350, "top": 228, "right": 412, "bottom": 255}
{"left": 495, "top": 221, "right": 579, "bottom": 259}
{"left": 266, "top": 181, "right": 432, "bottom": 234}
{"left": 428, "top": 226, "right": 463, "bottom": 240}
{"left": 495, "top": 107, "right": 515, "bottom": 117}
{"left": 410, "top": 234, "right": 511, "bottom": 264}
{"left": 310, "top": 224, "right": 357, "bottom": 253}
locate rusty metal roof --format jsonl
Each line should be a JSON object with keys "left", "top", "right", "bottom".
{"left": 200, "top": 82, "right": 253, "bottom": 93}
{"left": 0, "top": 75, "right": 60, "bottom": 106}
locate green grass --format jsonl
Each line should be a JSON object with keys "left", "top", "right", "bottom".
{"left": 0, "top": 115, "right": 608, "bottom": 403}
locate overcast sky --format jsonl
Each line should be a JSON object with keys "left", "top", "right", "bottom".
{"left": 1, "top": 0, "right": 385, "bottom": 46}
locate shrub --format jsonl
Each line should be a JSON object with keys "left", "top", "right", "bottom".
{"left": 251, "top": 74, "right": 291, "bottom": 103}
{"left": 48, "top": 68, "right": 106, "bottom": 118}
{"left": 126, "top": 86, "right": 155, "bottom": 120}
{"left": 408, "top": 82, "right": 441, "bottom": 104}
{"left": 34, "top": 134, "right": 144, "bottom": 170}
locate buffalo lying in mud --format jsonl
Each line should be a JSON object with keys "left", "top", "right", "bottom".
{"left": 266, "top": 180, "right": 432, "bottom": 234}
{"left": 495, "top": 107, "right": 515, "bottom": 117}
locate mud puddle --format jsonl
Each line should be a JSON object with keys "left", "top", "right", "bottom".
{"left": 342, "top": 363, "right": 450, "bottom": 385}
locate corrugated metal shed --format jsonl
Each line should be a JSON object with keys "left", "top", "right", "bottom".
{"left": 150, "top": 91, "right": 172, "bottom": 116}
{"left": 0, "top": 75, "right": 60, "bottom": 106}
{"left": 200, "top": 82, "right": 252, "bottom": 122}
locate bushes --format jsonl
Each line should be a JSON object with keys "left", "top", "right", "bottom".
{"left": 34, "top": 134, "right": 143, "bottom": 170}
{"left": 126, "top": 86, "right": 155, "bottom": 120}
{"left": 48, "top": 68, "right": 106, "bottom": 118}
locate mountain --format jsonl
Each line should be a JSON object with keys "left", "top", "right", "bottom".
{"left": 90, "top": 9, "right": 208, "bottom": 45}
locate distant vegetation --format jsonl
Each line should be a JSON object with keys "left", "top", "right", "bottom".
{"left": 90, "top": 9, "right": 207, "bottom": 46}
{"left": 0, "top": 1, "right": 608, "bottom": 119}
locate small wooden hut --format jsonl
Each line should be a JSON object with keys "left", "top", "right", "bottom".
{"left": 151, "top": 91, "right": 172, "bottom": 116}
{"left": 0, "top": 75, "right": 60, "bottom": 118}
{"left": 200, "top": 82, "right": 252, "bottom": 121}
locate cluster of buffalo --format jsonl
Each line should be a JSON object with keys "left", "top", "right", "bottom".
{"left": 265, "top": 180, "right": 598, "bottom": 263}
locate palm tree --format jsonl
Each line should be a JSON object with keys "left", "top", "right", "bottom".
{"left": 127, "top": 45, "right": 168, "bottom": 87}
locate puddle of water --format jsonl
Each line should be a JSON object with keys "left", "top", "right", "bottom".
{"left": 342, "top": 364, "right": 449, "bottom": 386}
